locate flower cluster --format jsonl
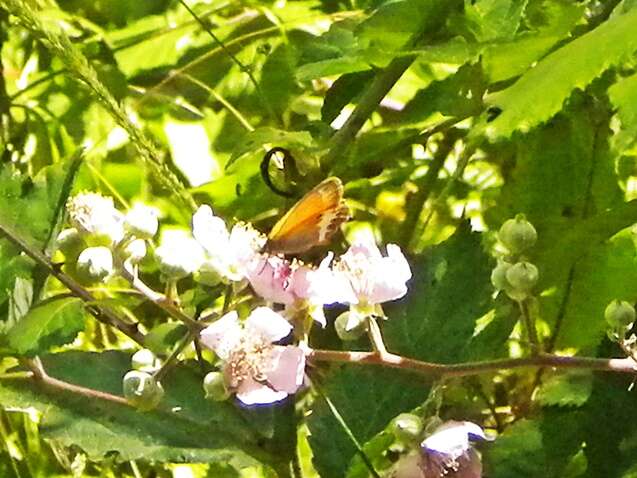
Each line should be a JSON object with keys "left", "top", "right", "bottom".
{"left": 61, "top": 193, "right": 158, "bottom": 282}
{"left": 60, "top": 193, "right": 412, "bottom": 406}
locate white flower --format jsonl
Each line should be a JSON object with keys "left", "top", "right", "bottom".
{"left": 192, "top": 205, "right": 265, "bottom": 282}
{"left": 124, "top": 203, "right": 159, "bottom": 239}
{"left": 155, "top": 229, "right": 205, "bottom": 279}
{"left": 335, "top": 236, "right": 411, "bottom": 306}
{"left": 200, "top": 307, "right": 305, "bottom": 405}
{"left": 67, "top": 192, "right": 125, "bottom": 246}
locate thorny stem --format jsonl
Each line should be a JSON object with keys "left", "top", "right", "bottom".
{"left": 118, "top": 266, "right": 204, "bottom": 333}
{"left": 23, "top": 357, "right": 130, "bottom": 406}
{"left": 307, "top": 349, "right": 637, "bottom": 377}
{"left": 0, "top": 222, "right": 145, "bottom": 345}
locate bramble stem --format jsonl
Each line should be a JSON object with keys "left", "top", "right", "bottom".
{"left": 307, "top": 349, "right": 637, "bottom": 377}
{"left": 0, "top": 222, "right": 145, "bottom": 345}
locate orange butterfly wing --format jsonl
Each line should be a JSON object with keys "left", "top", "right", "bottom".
{"left": 266, "top": 177, "right": 349, "bottom": 254}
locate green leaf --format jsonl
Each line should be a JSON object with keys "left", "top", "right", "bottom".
{"left": 227, "top": 127, "right": 316, "bottom": 167}
{"left": 609, "top": 72, "right": 637, "bottom": 152}
{"left": 7, "top": 298, "right": 85, "bottom": 356}
{"left": 478, "top": 7, "right": 637, "bottom": 140}
{"left": 321, "top": 71, "right": 374, "bottom": 124}
{"left": 308, "top": 368, "right": 429, "bottom": 478}
{"left": 485, "top": 412, "right": 586, "bottom": 478}
{"left": 0, "top": 351, "right": 283, "bottom": 472}
{"left": 535, "top": 371, "right": 593, "bottom": 408}
{"left": 464, "top": 0, "right": 528, "bottom": 42}
{"left": 384, "top": 222, "right": 494, "bottom": 362}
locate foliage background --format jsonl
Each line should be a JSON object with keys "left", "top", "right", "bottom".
{"left": 2, "top": 0, "right": 637, "bottom": 476}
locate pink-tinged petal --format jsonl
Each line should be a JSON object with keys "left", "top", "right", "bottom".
{"left": 245, "top": 255, "right": 297, "bottom": 304}
{"left": 266, "top": 346, "right": 305, "bottom": 394}
{"left": 235, "top": 376, "right": 288, "bottom": 405}
{"left": 199, "top": 311, "right": 242, "bottom": 359}
{"left": 192, "top": 205, "right": 230, "bottom": 255}
{"left": 293, "top": 255, "right": 357, "bottom": 306}
{"left": 246, "top": 307, "right": 292, "bottom": 342}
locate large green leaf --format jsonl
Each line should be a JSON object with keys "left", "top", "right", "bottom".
{"left": 7, "top": 298, "right": 85, "bottom": 356}
{"left": 0, "top": 351, "right": 284, "bottom": 472}
{"left": 384, "top": 222, "right": 494, "bottom": 362}
{"left": 478, "top": 6, "right": 637, "bottom": 140}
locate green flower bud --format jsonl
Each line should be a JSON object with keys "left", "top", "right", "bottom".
{"left": 505, "top": 262, "right": 538, "bottom": 298}
{"left": 491, "top": 261, "right": 513, "bottom": 291}
{"left": 76, "top": 246, "right": 114, "bottom": 282}
{"left": 498, "top": 214, "right": 537, "bottom": 254}
{"left": 203, "top": 371, "right": 230, "bottom": 402}
{"left": 131, "top": 349, "right": 161, "bottom": 373}
{"left": 122, "top": 370, "right": 164, "bottom": 411}
{"left": 56, "top": 228, "right": 86, "bottom": 259}
{"left": 335, "top": 311, "right": 366, "bottom": 341}
{"left": 605, "top": 300, "right": 636, "bottom": 329}
{"left": 391, "top": 413, "right": 423, "bottom": 443}
{"left": 125, "top": 204, "right": 158, "bottom": 240}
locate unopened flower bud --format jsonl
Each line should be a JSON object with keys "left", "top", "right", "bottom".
{"left": 56, "top": 228, "right": 85, "bottom": 259}
{"left": 391, "top": 413, "right": 423, "bottom": 443}
{"left": 122, "top": 239, "right": 147, "bottom": 264}
{"left": 122, "top": 370, "right": 164, "bottom": 411}
{"left": 505, "top": 261, "right": 538, "bottom": 300}
{"left": 203, "top": 371, "right": 230, "bottom": 402}
{"left": 491, "top": 260, "right": 512, "bottom": 291}
{"left": 125, "top": 204, "right": 158, "bottom": 239}
{"left": 335, "top": 311, "right": 366, "bottom": 341}
{"left": 76, "top": 246, "right": 114, "bottom": 282}
{"left": 131, "top": 349, "right": 161, "bottom": 373}
{"left": 605, "top": 300, "right": 635, "bottom": 329}
{"left": 498, "top": 214, "right": 537, "bottom": 254}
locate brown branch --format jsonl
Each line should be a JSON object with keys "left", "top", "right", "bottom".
{"left": 24, "top": 358, "right": 130, "bottom": 406}
{"left": 0, "top": 222, "right": 145, "bottom": 345}
{"left": 307, "top": 349, "right": 637, "bottom": 378}
{"left": 118, "top": 266, "right": 204, "bottom": 333}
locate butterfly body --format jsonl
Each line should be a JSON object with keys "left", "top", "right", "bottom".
{"left": 265, "top": 177, "right": 349, "bottom": 255}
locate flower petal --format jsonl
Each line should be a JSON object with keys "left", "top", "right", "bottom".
{"left": 199, "top": 311, "right": 242, "bottom": 359}
{"left": 246, "top": 306, "right": 293, "bottom": 342}
{"left": 192, "top": 205, "right": 230, "bottom": 255}
{"left": 266, "top": 346, "right": 306, "bottom": 394}
{"left": 245, "top": 255, "right": 297, "bottom": 304}
{"left": 235, "top": 376, "right": 288, "bottom": 405}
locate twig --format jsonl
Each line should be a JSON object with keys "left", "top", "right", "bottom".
{"left": 321, "top": 55, "right": 415, "bottom": 171}
{"left": 0, "top": 222, "right": 145, "bottom": 345}
{"left": 307, "top": 349, "right": 637, "bottom": 377}
{"left": 118, "top": 266, "right": 204, "bottom": 333}
{"left": 23, "top": 357, "right": 130, "bottom": 406}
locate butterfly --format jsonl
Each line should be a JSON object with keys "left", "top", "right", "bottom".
{"left": 265, "top": 177, "right": 349, "bottom": 254}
